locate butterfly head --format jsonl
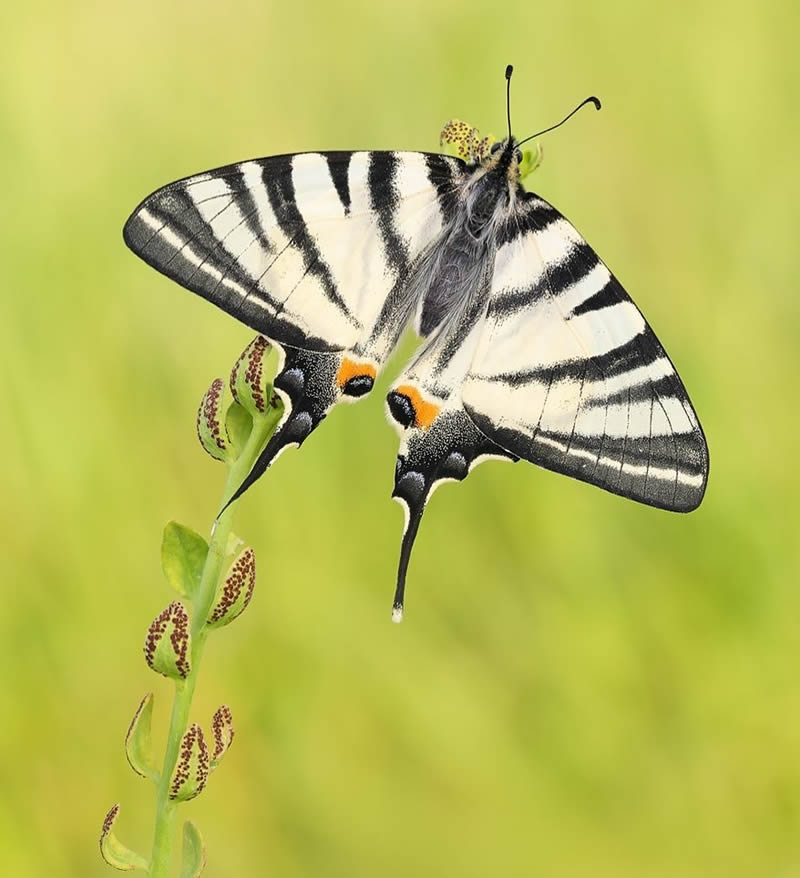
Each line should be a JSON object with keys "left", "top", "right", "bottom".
{"left": 483, "top": 137, "right": 542, "bottom": 184}
{"left": 440, "top": 67, "right": 600, "bottom": 183}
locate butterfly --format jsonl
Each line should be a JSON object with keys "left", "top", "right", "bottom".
{"left": 123, "top": 66, "right": 708, "bottom": 621}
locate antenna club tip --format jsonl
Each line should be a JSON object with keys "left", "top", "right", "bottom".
{"left": 391, "top": 605, "right": 404, "bottom": 624}
{"left": 505, "top": 64, "right": 513, "bottom": 80}
{"left": 589, "top": 96, "right": 602, "bottom": 111}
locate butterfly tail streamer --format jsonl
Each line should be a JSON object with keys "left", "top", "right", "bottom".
{"left": 217, "top": 409, "right": 318, "bottom": 519}
{"left": 390, "top": 469, "right": 432, "bottom": 623}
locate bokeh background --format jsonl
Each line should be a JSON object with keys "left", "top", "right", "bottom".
{"left": 2, "top": 0, "right": 799, "bottom": 875}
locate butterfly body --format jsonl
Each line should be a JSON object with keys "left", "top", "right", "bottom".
{"left": 124, "top": 88, "right": 708, "bottom": 618}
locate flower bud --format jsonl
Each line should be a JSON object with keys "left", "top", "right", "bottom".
{"left": 144, "top": 602, "right": 191, "bottom": 680}
{"left": 196, "top": 378, "right": 230, "bottom": 461}
{"left": 230, "top": 335, "right": 277, "bottom": 417}
{"left": 439, "top": 118, "right": 497, "bottom": 163}
{"left": 206, "top": 547, "right": 255, "bottom": 629}
{"left": 99, "top": 803, "right": 148, "bottom": 871}
{"left": 169, "top": 723, "right": 209, "bottom": 802}
{"left": 210, "top": 705, "right": 234, "bottom": 771}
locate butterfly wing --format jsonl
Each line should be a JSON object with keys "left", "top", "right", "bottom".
{"left": 124, "top": 151, "right": 463, "bottom": 352}
{"left": 462, "top": 193, "right": 709, "bottom": 512}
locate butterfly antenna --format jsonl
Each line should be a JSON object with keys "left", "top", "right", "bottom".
{"left": 505, "top": 64, "right": 514, "bottom": 141}
{"left": 516, "top": 95, "right": 602, "bottom": 147}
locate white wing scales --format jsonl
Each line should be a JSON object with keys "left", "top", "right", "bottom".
{"left": 124, "top": 151, "right": 462, "bottom": 352}
{"left": 462, "top": 195, "right": 708, "bottom": 512}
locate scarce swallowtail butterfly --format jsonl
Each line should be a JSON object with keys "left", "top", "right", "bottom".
{"left": 124, "top": 66, "right": 708, "bottom": 621}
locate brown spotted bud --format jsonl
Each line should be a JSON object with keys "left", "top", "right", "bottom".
{"left": 439, "top": 118, "right": 497, "bottom": 163}
{"left": 99, "top": 803, "right": 148, "bottom": 871}
{"left": 210, "top": 705, "right": 234, "bottom": 771}
{"left": 144, "top": 601, "right": 191, "bottom": 680}
{"left": 169, "top": 723, "right": 209, "bottom": 802}
{"left": 197, "top": 378, "right": 230, "bottom": 461}
{"left": 206, "top": 547, "right": 255, "bottom": 629}
{"left": 230, "top": 335, "right": 278, "bottom": 417}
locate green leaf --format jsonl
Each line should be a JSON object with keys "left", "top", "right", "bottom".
{"left": 225, "top": 402, "right": 252, "bottom": 460}
{"left": 162, "top": 522, "right": 209, "bottom": 599}
{"left": 99, "top": 804, "right": 149, "bottom": 872}
{"left": 125, "top": 693, "right": 158, "bottom": 782}
{"left": 180, "top": 821, "right": 207, "bottom": 878}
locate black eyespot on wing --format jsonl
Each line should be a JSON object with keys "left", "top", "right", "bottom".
{"left": 387, "top": 391, "right": 416, "bottom": 429}
{"left": 342, "top": 374, "right": 374, "bottom": 398}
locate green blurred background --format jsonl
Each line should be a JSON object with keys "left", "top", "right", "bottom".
{"left": 2, "top": 0, "right": 799, "bottom": 874}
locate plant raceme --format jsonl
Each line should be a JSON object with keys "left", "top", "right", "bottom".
{"left": 101, "top": 336, "right": 284, "bottom": 877}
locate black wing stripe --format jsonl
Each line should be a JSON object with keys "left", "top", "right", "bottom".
{"left": 569, "top": 277, "right": 619, "bottom": 317}
{"left": 264, "top": 155, "right": 359, "bottom": 324}
{"left": 369, "top": 152, "right": 410, "bottom": 276}
{"left": 131, "top": 191, "right": 258, "bottom": 304}
{"left": 229, "top": 166, "right": 277, "bottom": 259}
{"left": 423, "top": 153, "right": 461, "bottom": 219}
{"left": 325, "top": 153, "right": 352, "bottom": 215}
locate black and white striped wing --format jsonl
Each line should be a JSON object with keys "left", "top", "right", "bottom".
{"left": 124, "top": 151, "right": 462, "bottom": 352}
{"left": 463, "top": 195, "right": 709, "bottom": 512}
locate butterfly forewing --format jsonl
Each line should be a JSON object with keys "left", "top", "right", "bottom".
{"left": 123, "top": 151, "right": 464, "bottom": 352}
{"left": 462, "top": 194, "right": 708, "bottom": 512}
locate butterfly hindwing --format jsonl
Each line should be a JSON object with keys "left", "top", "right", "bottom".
{"left": 123, "top": 151, "right": 464, "bottom": 352}
{"left": 462, "top": 193, "right": 709, "bottom": 512}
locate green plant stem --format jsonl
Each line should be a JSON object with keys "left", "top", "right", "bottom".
{"left": 148, "top": 408, "right": 282, "bottom": 878}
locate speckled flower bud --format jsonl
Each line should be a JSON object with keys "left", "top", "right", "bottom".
{"left": 99, "top": 803, "right": 148, "bottom": 871}
{"left": 197, "top": 378, "right": 230, "bottom": 461}
{"left": 230, "top": 335, "right": 278, "bottom": 417}
{"left": 210, "top": 705, "right": 234, "bottom": 771}
{"left": 206, "top": 547, "right": 255, "bottom": 629}
{"left": 144, "top": 601, "right": 191, "bottom": 680}
{"left": 169, "top": 723, "right": 209, "bottom": 802}
{"left": 439, "top": 118, "right": 497, "bottom": 163}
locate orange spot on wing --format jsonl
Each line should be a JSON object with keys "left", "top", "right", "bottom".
{"left": 395, "top": 384, "right": 441, "bottom": 429}
{"left": 336, "top": 358, "right": 377, "bottom": 389}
